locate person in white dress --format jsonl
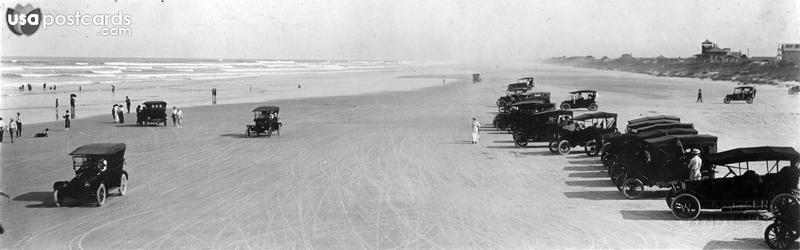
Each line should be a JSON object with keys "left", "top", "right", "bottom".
{"left": 471, "top": 117, "right": 480, "bottom": 144}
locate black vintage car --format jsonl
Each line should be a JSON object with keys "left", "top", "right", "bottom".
{"left": 614, "top": 134, "right": 718, "bottom": 199}
{"left": 788, "top": 86, "right": 800, "bottom": 95}
{"left": 560, "top": 90, "right": 599, "bottom": 111}
{"left": 472, "top": 74, "right": 481, "bottom": 83}
{"left": 53, "top": 143, "right": 129, "bottom": 207}
{"left": 246, "top": 106, "right": 282, "bottom": 137}
{"left": 137, "top": 101, "right": 168, "bottom": 126}
{"left": 724, "top": 86, "right": 757, "bottom": 104}
{"left": 602, "top": 115, "right": 684, "bottom": 167}
{"left": 512, "top": 110, "right": 573, "bottom": 147}
{"left": 549, "top": 112, "right": 618, "bottom": 156}
{"left": 667, "top": 146, "right": 799, "bottom": 220}
{"left": 492, "top": 100, "right": 556, "bottom": 132}
{"left": 497, "top": 92, "right": 551, "bottom": 113}
{"left": 626, "top": 118, "right": 681, "bottom": 134}
{"left": 506, "top": 77, "right": 535, "bottom": 93}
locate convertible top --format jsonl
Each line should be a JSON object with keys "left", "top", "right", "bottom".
{"left": 142, "top": 101, "right": 167, "bottom": 106}
{"left": 69, "top": 143, "right": 126, "bottom": 155}
{"left": 572, "top": 111, "right": 617, "bottom": 120}
{"left": 512, "top": 99, "right": 549, "bottom": 106}
{"left": 635, "top": 128, "right": 698, "bottom": 140}
{"left": 253, "top": 106, "right": 280, "bottom": 112}
{"left": 628, "top": 115, "right": 680, "bottom": 125}
{"left": 644, "top": 134, "right": 717, "bottom": 148}
{"left": 569, "top": 90, "right": 596, "bottom": 94}
{"left": 627, "top": 119, "right": 679, "bottom": 130}
{"left": 734, "top": 86, "right": 755, "bottom": 90}
{"left": 634, "top": 123, "right": 694, "bottom": 134}
{"left": 708, "top": 146, "right": 799, "bottom": 165}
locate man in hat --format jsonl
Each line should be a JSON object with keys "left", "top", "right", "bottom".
{"left": 471, "top": 117, "right": 480, "bottom": 144}
{"left": 687, "top": 148, "right": 703, "bottom": 180}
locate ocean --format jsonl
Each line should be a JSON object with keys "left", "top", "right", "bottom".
{"left": 0, "top": 57, "right": 455, "bottom": 125}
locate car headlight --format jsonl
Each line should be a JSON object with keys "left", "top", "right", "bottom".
{"left": 84, "top": 182, "right": 91, "bottom": 187}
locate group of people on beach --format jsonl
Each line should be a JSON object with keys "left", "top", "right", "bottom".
{"left": 0, "top": 113, "right": 48, "bottom": 143}
{"left": 111, "top": 96, "right": 133, "bottom": 123}
{"left": 18, "top": 83, "right": 58, "bottom": 91}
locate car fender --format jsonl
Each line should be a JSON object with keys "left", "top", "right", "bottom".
{"left": 53, "top": 181, "right": 68, "bottom": 191}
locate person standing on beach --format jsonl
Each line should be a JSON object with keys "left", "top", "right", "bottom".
{"left": 43, "top": 83, "right": 46, "bottom": 91}
{"left": 8, "top": 119, "right": 16, "bottom": 143}
{"left": 176, "top": 108, "right": 184, "bottom": 128}
{"left": 111, "top": 85, "right": 116, "bottom": 93}
{"left": 117, "top": 104, "right": 125, "bottom": 123}
{"left": 112, "top": 104, "right": 119, "bottom": 123}
{"left": 471, "top": 117, "right": 480, "bottom": 144}
{"left": 696, "top": 89, "right": 703, "bottom": 103}
{"left": 125, "top": 97, "right": 131, "bottom": 113}
{"left": 0, "top": 117, "right": 4, "bottom": 142}
{"left": 171, "top": 107, "right": 177, "bottom": 127}
{"left": 15, "top": 113, "right": 22, "bottom": 138}
{"left": 687, "top": 148, "right": 702, "bottom": 180}
{"left": 63, "top": 111, "right": 71, "bottom": 131}
{"left": 55, "top": 99, "right": 59, "bottom": 120}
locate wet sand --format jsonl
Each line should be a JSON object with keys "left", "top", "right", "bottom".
{"left": 1, "top": 64, "right": 799, "bottom": 248}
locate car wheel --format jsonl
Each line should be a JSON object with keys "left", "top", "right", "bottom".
{"left": 746, "top": 97, "right": 754, "bottom": 104}
{"left": 622, "top": 178, "right": 645, "bottom": 199}
{"left": 498, "top": 106, "right": 507, "bottom": 113}
{"left": 514, "top": 136, "right": 528, "bottom": 148}
{"left": 585, "top": 140, "right": 600, "bottom": 156}
{"left": 770, "top": 193, "right": 799, "bottom": 217}
{"left": 765, "top": 222, "right": 794, "bottom": 249}
{"left": 96, "top": 184, "right": 107, "bottom": 206}
{"left": 498, "top": 100, "right": 507, "bottom": 109}
{"left": 557, "top": 140, "right": 571, "bottom": 155}
{"left": 588, "top": 103, "right": 598, "bottom": 111}
{"left": 53, "top": 190, "right": 62, "bottom": 207}
{"left": 670, "top": 193, "right": 701, "bottom": 220}
{"left": 118, "top": 174, "right": 128, "bottom": 196}
{"left": 548, "top": 140, "right": 559, "bottom": 153}
{"left": 560, "top": 103, "right": 570, "bottom": 110}
{"left": 723, "top": 98, "right": 731, "bottom": 104}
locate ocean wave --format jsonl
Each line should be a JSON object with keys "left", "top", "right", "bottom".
{"left": 2, "top": 73, "right": 22, "bottom": 78}
{"left": 91, "top": 70, "right": 123, "bottom": 74}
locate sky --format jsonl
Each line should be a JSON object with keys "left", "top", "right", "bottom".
{"left": 1, "top": 0, "right": 799, "bottom": 61}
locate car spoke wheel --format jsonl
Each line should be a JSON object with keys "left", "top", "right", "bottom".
{"left": 498, "top": 106, "right": 507, "bottom": 113}
{"left": 670, "top": 193, "right": 701, "bottom": 220}
{"left": 770, "top": 194, "right": 799, "bottom": 218}
{"left": 548, "top": 140, "right": 559, "bottom": 153}
{"left": 588, "top": 103, "right": 598, "bottom": 111}
{"left": 53, "top": 190, "right": 61, "bottom": 207}
{"left": 560, "top": 103, "right": 570, "bottom": 110}
{"left": 746, "top": 97, "right": 754, "bottom": 104}
{"left": 765, "top": 222, "right": 794, "bottom": 249}
{"left": 96, "top": 184, "right": 107, "bottom": 206}
{"left": 585, "top": 140, "right": 600, "bottom": 156}
{"left": 118, "top": 174, "right": 128, "bottom": 196}
{"left": 622, "top": 178, "right": 645, "bottom": 199}
{"left": 514, "top": 136, "right": 528, "bottom": 148}
{"left": 557, "top": 140, "right": 571, "bottom": 155}
{"left": 723, "top": 98, "right": 731, "bottom": 104}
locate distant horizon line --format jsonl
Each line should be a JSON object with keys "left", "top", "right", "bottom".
{"left": 0, "top": 55, "right": 481, "bottom": 63}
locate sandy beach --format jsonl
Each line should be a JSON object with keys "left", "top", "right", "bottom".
{"left": 1, "top": 63, "right": 799, "bottom": 249}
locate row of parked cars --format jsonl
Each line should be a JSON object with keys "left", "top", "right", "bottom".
{"left": 492, "top": 77, "right": 798, "bottom": 248}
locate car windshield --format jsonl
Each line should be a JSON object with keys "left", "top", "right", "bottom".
{"left": 72, "top": 156, "right": 101, "bottom": 171}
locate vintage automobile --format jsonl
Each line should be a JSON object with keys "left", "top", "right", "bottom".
{"left": 472, "top": 74, "right": 481, "bottom": 83}
{"left": 603, "top": 126, "right": 698, "bottom": 178}
{"left": 512, "top": 110, "right": 573, "bottom": 147}
{"left": 602, "top": 115, "right": 684, "bottom": 167}
{"left": 765, "top": 192, "right": 799, "bottom": 249}
{"left": 627, "top": 115, "right": 681, "bottom": 125}
{"left": 667, "top": 146, "right": 799, "bottom": 220}
{"left": 505, "top": 77, "right": 535, "bottom": 94}
{"left": 548, "top": 112, "right": 618, "bottom": 156}
{"left": 626, "top": 118, "right": 681, "bottom": 134}
{"left": 497, "top": 92, "right": 551, "bottom": 113}
{"left": 788, "top": 86, "right": 800, "bottom": 95}
{"left": 53, "top": 143, "right": 128, "bottom": 207}
{"left": 246, "top": 106, "right": 282, "bottom": 137}
{"left": 724, "top": 86, "right": 757, "bottom": 104}
{"left": 137, "top": 101, "right": 168, "bottom": 126}
{"left": 492, "top": 100, "right": 556, "bottom": 132}
{"left": 614, "top": 134, "right": 718, "bottom": 199}
{"left": 559, "top": 90, "right": 599, "bottom": 111}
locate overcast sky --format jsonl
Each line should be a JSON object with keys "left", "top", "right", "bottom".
{"left": 2, "top": 0, "right": 798, "bottom": 61}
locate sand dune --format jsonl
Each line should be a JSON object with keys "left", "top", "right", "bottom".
{"left": 1, "top": 64, "right": 798, "bottom": 249}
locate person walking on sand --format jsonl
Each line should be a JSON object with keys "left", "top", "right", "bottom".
{"left": 125, "top": 96, "right": 131, "bottom": 113}
{"left": 696, "top": 89, "right": 703, "bottom": 103}
{"left": 171, "top": 107, "right": 177, "bottom": 127}
{"left": 471, "top": 117, "right": 480, "bottom": 144}
{"left": 112, "top": 104, "right": 119, "bottom": 123}
{"left": 63, "top": 111, "right": 71, "bottom": 131}
{"left": 15, "top": 113, "right": 22, "bottom": 138}
{"left": 8, "top": 119, "right": 16, "bottom": 143}
{"left": 176, "top": 108, "right": 184, "bottom": 129}
{"left": 0, "top": 117, "right": 4, "bottom": 143}
{"left": 55, "top": 98, "right": 59, "bottom": 120}
{"left": 688, "top": 148, "right": 702, "bottom": 180}
{"left": 117, "top": 104, "right": 125, "bottom": 123}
